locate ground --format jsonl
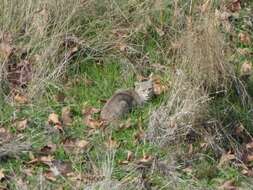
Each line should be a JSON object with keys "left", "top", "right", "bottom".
{"left": 0, "top": 0, "right": 253, "bottom": 190}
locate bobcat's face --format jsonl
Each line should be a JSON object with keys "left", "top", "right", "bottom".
{"left": 134, "top": 80, "right": 154, "bottom": 102}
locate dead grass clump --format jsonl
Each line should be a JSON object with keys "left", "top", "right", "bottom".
{"left": 177, "top": 12, "right": 234, "bottom": 92}
{"left": 146, "top": 75, "right": 209, "bottom": 146}
{"left": 146, "top": 7, "right": 239, "bottom": 147}
{"left": 0, "top": 0, "right": 85, "bottom": 98}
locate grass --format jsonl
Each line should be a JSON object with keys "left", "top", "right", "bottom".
{"left": 0, "top": 0, "right": 253, "bottom": 189}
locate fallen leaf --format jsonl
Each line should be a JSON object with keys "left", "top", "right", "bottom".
{"left": 40, "top": 143, "right": 57, "bottom": 155}
{"left": 226, "top": 0, "right": 241, "bottom": 12}
{"left": 54, "top": 124, "right": 64, "bottom": 133}
{"left": 241, "top": 169, "right": 253, "bottom": 177}
{"left": 82, "top": 107, "right": 100, "bottom": 116}
{"left": 0, "top": 42, "right": 13, "bottom": 59}
{"left": 240, "top": 61, "right": 252, "bottom": 76}
{"left": 48, "top": 113, "right": 61, "bottom": 125}
{"left": 235, "top": 123, "right": 244, "bottom": 135}
{"left": 28, "top": 155, "right": 54, "bottom": 166}
{"left": 44, "top": 170, "right": 57, "bottom": 181}
{"left": 75, "top": 140, "right": 89, "bottom": 149}
{"left": 119, "top": 150, "right": 134, "bottom": 164}
{"left": 238, "top": 32, "right": 251, "bottom": 45}
{"left": 0, "top": 31, "right": 13, "bottom": 58}
{"left": 14, "top": 94, "right": 28, "bottom": 104}
{"left": 0, "top": 127, "right": 12, "bottom": 143}
{"left": 40, "top": 155, "right": 54, "bottom": 164}
{"left": 61, "top": 107, "right": 72, "bottom": 126}
{"left": 237, "top": 48, "right": 252, "bottom": 56}
{"left": 105, "top": 138, "right": 119, "bottom": 149}
{"left": 219, "top": 180, "right": 238, "bottom": 190}
{"left": 134, "top": 129, "right": 145, "bottom": 143}
{"left": 218, "top": 151, "right": 236, "bottom": 167}
{"left": 62, "top": 138, "right": 89, "bottom": 154}
{"left": 54, "top": 92, "right": 66, "bottom": 103}
{"left": 247, "top": 154, "right": 253, "bottom": 162}
{"left": 83, "top": 116, "right": 104, "bottom": 129}
{"left": 15, "top": 119, "right": 28, "bottom": 131}
{"left": 127, "top": 150, "right": 134, "bottom": 161}
{"left": 0, "top": 169, "right": 5, "bottom": 180}
{"left": 118, "top": 118, "right": 132, "bottom": 130}
{"left": 152, "top": 77, "right": 168, "bottom": 95}
{"left": 136, "top": 154, "right": 153, "bottom": 167}
{"left": 246, "top": 141, "right": 253, "bottom": 149}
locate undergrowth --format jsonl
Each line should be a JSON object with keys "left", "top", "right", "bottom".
{"left": 0, "top": 0, "right": 253, "bottom": 189}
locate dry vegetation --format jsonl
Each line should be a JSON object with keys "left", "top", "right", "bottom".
{"left": 0, "top": 0, "right": 253, "bottom": 189}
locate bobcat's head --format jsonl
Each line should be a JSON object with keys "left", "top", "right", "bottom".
{"left": 134, "top": 79, "right": 154, "bottom": 103}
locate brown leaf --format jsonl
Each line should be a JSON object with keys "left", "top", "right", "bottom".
{"left": 0, "top": 127, "right": 12, "bottom": 143}
{"left": 152, "top": 77, "right": 168, "bottom": 95}
{"left": 83, "top": 116, "right": 104, "bottom": 129}
{"left": 62, "top": 138, "right": 89, "bottom": 154}
{"left": 14, "top": 94, "right": 28, "bottom": 104}
{"left": 219, "top": 180, "right": 238, "bottom": 190}
{"left": 82, "top": 107, "right": 100, "bottom": 116}
{"left": 246, "top": 154, "right": 253, "bottom": 162}
{"left": 44, "top": 170, "right": 57, "bottom": 181}
{"left": 127, "top": 150, "right": 134, "bottom": 161}
{"left": 61, "top": 107, "right": 73, "bottom": 126}
{"left": 235, "top": 123, "right": 244, "bottom": 135}
{"left": 40, "top": 143, "right": 57, "bottom": 155}
{"left": 237, "top": 48, "right": 252, "bottom": 56}
{"left": 119, "top": 150, "right": 134, "bottom": 165}
{"left": 238, "top": 32, "right": 251, "bottom": 45}
{"left": 54, "top": 124, "right": 64, "bottom": 133}
{"left": 136, "top": 154, "right": 153, "bottom": 166}
{"left": 226, "top": 0, "right": 241, "bottom": 12}
{"left": 105, "top": 138, "right": 119, "bottom": 149}
{"left": 28, "top": 155, "right": 54, "bottom": 166}
{"left": 0, "top": 42, "right": 13, "bottom": 59}
{"left": 134, "top": 129, "right": 145, "bottom": 143}
{"left": 15, "top": 119, "right": 28, "bottom": 131}
{"left": 218, "top": 151, "right": 236, "bottom": 167}
{"left": 83, "top": 107, "right": 103, "bottom": 129}
{"left": 240, "top": 61, "right": 252, "bottom": 76}
{"left": 118, "top": 118, "right": 132, "bottom": 130}
{"left": 246, "top": 141, "right": 253, "bottom": 150}
{"left": 242, "top": 168, "right": 253, "bottom": 177}
{"left": 0, "top": 169, "right": 5, "bottom": 181}
{"left": 48, "top": 113, "right": 61, "bottom": 125}
{"left": 75, "top": 140, "right": 89, "bottom": 149}
{"left": 54, "top": 92, "right": 66, "bottom": 103}
{"left": 0, "top": 31, "right": 13, "bottom": 58}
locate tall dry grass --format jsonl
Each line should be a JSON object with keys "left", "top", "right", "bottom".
{"left": 0, "top": 0, "right": 87, "bottom": 98}
{"left": 146, "top": 3, "right": 239, "bottom": 148}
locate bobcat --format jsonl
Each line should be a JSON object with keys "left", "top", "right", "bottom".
{"left": 100, "top": 80, "right": 154, "bottom": 122}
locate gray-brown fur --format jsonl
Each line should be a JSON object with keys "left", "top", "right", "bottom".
{"left": 100, "top": 80, "right": 154, "bottom": 122}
